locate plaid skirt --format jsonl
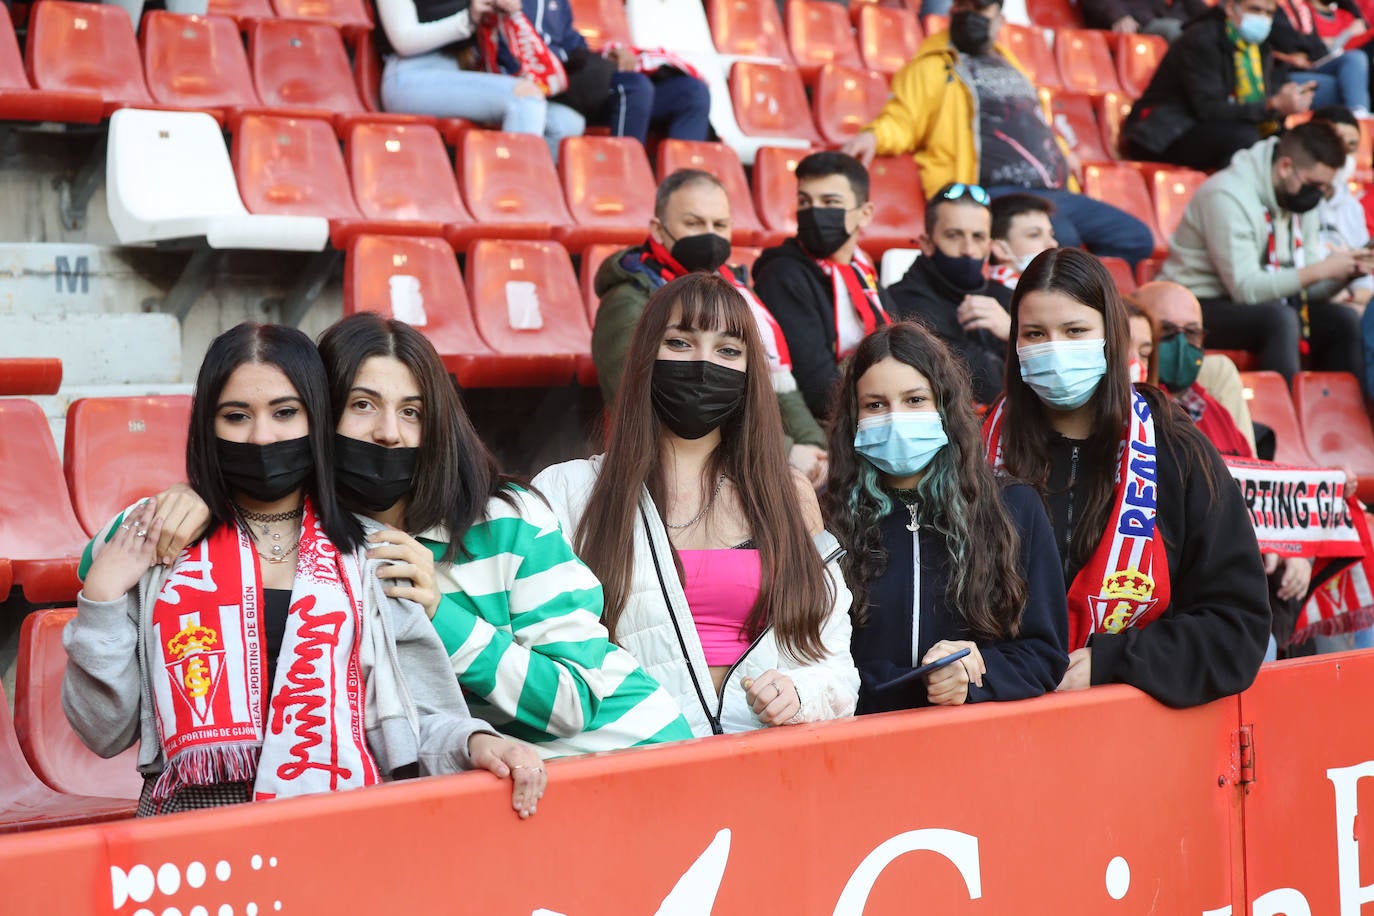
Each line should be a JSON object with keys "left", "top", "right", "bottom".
{"left": 136, "top": 777, "right": 252, "bottom": 817}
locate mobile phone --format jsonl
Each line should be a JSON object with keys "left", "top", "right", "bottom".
{"left": 873, "top": 647, "right": 973, "bottom": 692}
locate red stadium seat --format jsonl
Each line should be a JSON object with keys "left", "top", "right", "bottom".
{"left": 346, "top": 121, "right": 478, "bottom": 243}
{"left": 707, "top": 0, "right": 794, "bottom": 63}
{"left": 0, "top": 4, "right": 101, "bottom": 124}
{"left": 0, "top": 680, "right": 134, "bottom": 834}
{"left": 858, "top": 5, "right": 922, "bottom": 75}
{"left": 555, "top": 136, "right": 658, "bottom": 253}
{"left": 14, "top": 609, "right": 143, "bottom": 800}
{"left": 862, "top": 155, "right": 926, "bottom": 258}
{"left": 1029, "top": 0, "right": 1083, "bottom": 29}
{"left": 814, "top": 63, "right": 889, "bottom": 147}
{"left": 1210, "top": 348, "right": 1257, "bottom": 372}
{"left": 0, "top": 358, "right": 62, "bottom": 396}
{"left": 233, "top": 113, "right": 378, "bottom": 247}
{"left": 0, "top": 559, "right": 11, "bottom": 598}
{"left": 1151, "top": 167, "right": 1207, "bottom": 243}
{"left": 1096, "top": 90, "right": 1133, "bottom": 159}
{"left": 27, "top": 0, "right": 154, "bottom": 117}
{"left": 465, "top": 239, "right": 596, "bottom": 387}
{"left": 729, "top": 60, "right": 823, "bottom": 144}
{"left": 785, "top": 0, "right": 862, "bottom": 80}
{"left": 1115, "top": 32, "right": 1167, "bottom": 99}
{"left": 658, "top": 139, "right": 774, "bottom": 246}
{"left": 455, "top": 130, "right": 573, "bottom": 246}
{"left": 1359, "top": 118, "right": 1374, "bottom": 182}
{"left": 1055, "top": 29, "right": 1122, "bottom": 96}
{"left": 753, "top": 145, "right": 804, "bottom": 237}
{"left": 1293, "top": 371, "right": 1374, "bottom": 502}
{"left": 1100, "top": 256, "right": 1136, "bottom": 294}
{"left": 63, "top": 396, "right": 192, "bottom": 539}
{"left": 1083, "top": 163, "right": 1168, "bottom": 257}
{"left": 207, "top": 0, "right": 276, "bottom": 23}
{"left": 141, "top": 12, "right": 261, "bottom": 116}
{"left": 0, "top": 399, "right": 90, "bottom": 603}
{"left": 1241, "top": 370, "right": 1317, "bottom": 467}
{"left": 921, "top": 13, "right": 948, "bottom": 35}
{"left": 1038, "top": 88, "right": 1111, "bottom": 164}
{"left": 247, "top": 18, "right": 365, "bottom": 126}
{"left": 271, "top": 0, "right": 372, "bottom": 32}
{"left": 568, "top": 0, "right": 633, "bottom": 51}
{"left": 344, "top": 234, "right": 504, "bottom": 388}
{"left": 1135, "top": 258, "right": 1163, "bottom": 285}
{"left": 580, "top": 242, "right": 624, "bottom": 320}
{"left": 1000, "top": 23, "right": 1061, "bottom": 91}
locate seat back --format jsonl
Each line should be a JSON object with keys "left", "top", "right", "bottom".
{"left": 863, "top": 155, "right": 925, "bottom": 253}
{"left": 1083, "top": 163, "right": 1166, "bottom": 256}
{"left": 857, "top": 5, "right": 921, "bottom": 75}
{"left": 63, "top": 396, "right": 193, "bottom": 538}
{"left": 753, "top": 145, "right": 804, "bottom": 236}
{"left": 208, "top": 0, "right": 276, "bottom": 21}
{"left": 270, "top": 0, "right": 372, "bottom": 30}
{"left": 27, "top": 0, "right": 152, "bottom": 106}
{"left": 1293, "top": 371, "right": 1374, "bottom": 496}
{"left": 814, "top": 63, "right": 889, "bottom": 146}
{"left": 658, "top": 139, "right": 767, "bottom": 240}
{"left": 347, "top": 121, "right": 471, "bottom": 225}
{"left": 1055, "top": 28, "right": 1122, "bottom": 96}
{"left": 233, "top": 113, "right": 363, "bottom": 219}
{"left": 0, "top": 4, "right": 32, "bottom": 91}
{"left": 14, "top": 609, "right": 144, "bottom": 800}
{"left": 1358, "top": 117, "right": 1374, "bottom": 182}
{"left": 1151, "top": 167, "right": 1207, "bottom": 243}
{"left": 1241, "top": 370, "right": 1318, "bottom": 467}
{"left": 559, "top": 136, "right": 657, "bottom": 233}
{"left": 999, "top": 23, "right": 1060, "bottom": 91}
{"left": 248, "top": 18, "right": 363, "bottom": 114}
{"left": 0, "top": 399, "right": 88, "bottom": 589}
{"left": 142, "top": 11, "right": 261, "bottom": 110}
{"left": 1039, "top": 88, "right": 1110, "bottom": 164}
{"left": 729, "top": 60, "right": 822, "bottom": 142}
{"left": 707, "top": 0, "right": 793, "bottom": 62}
{"left": 1115, "top": 32, "right": 1167, "bottom": 99}
{"left": 568, "top": 0, "right": 633, "bottom": 50}
{"left": 458, "top": 129, "right": 572, "bottom": 230}
{"left": 1028, "top": 0, "right": 1082, "bottom": 28}
{"left": 624, "top": 0, "right": 716, "bottom": 55}
{"left": 1096, "top": 90, "right": 1133, "bottom": 159}
{"left": 0, "top": 358, "right": 62, "bottom": 396}
{"left": 785, "top": 0, "right": 861, "bottom": 76}
{"left": 1099, "top": 256, "right": 1136, "bottom": 294}
{"left": 580, "top": 242, "right": 623, "bottom": 320}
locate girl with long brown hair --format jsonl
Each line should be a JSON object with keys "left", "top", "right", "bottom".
{"left": 535, "top": 272, "right": 859, "bottom": 735}
{"left": 988, "top": 248, "right": 1270, "bottom": 708}
{"left": 825, "top": 322, "right": 1068, "bottom": 712}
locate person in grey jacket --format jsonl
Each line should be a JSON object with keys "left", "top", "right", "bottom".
{"left": 1158, "top": 120, "right": 1374, "bottom": 381}
{"left": 66, "top": 323, "right": 546, "bottom": 818}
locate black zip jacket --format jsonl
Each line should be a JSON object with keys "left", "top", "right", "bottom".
{"left": 1081, "top": 0, "right": 1208, "bottom": 30}
{"left": 852, "top": 483, "right": 1070, "bottom": 714}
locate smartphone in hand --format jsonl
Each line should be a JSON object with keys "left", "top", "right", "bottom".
{"left": 873, "top": 648, "right": 973, "bottom": 692}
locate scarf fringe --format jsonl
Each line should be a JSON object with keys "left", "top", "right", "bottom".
{"left": 1287, "top": 604, "right": 1374, "bottom": 648}
{"left": 152, "top": 743, "right": 260, "bottom": 803}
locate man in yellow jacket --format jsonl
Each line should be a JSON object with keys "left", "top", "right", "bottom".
{"left": 843, "top": 0, "right": 1155, "bottom": 266}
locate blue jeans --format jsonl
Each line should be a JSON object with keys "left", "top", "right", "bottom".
{"left": 985, "top": 185, "right": 1156, "bottom": 266}
{"left": 381, "top": 53, "right": 585, "bottom": 160}
{"left": 598, "top": 71, "right": 711, "bottom": 143}
{"left": 1300, "top": 50, "right": 1370, "bottom": 112}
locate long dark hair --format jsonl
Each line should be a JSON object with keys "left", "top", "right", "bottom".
{"left": 1001, "top": 249, "right": 1214, "bottom": 574}
{"left": 825, "top": 322, "right": 1026, "bottom": 637}
{"left": 185, "top": 322, "right": 361, "bottom": 550}
{"left": 316, "top": 312, "right": 516, "bottom": 561}
{"left": 573, "top": 272, "right": 833, "bottom": 661}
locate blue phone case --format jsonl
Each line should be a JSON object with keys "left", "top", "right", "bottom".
{"left": 873, "top": 647, "right": 973, "bottom": 692}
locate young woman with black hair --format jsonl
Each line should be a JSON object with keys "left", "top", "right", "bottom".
{"left": 67, "top": 323, "right": 545, "bottom": 816}
{"left": 825, "top": 321, "right": 1068, "bottom": 713}
{"left": 987, "top": 248, "right": 1270, "bottom": 708}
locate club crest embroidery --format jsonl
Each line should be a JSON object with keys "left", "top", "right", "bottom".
{"left": 165, "top": 620, "right": 225, "bottom": 726}
{"left": 1091, "top": 569, "right": 1158, "bottom": 633}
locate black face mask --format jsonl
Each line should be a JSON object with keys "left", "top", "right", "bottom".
{"left": 1277, "top": 181, "right": 1324, "bottom": 214}
{"left": 650, "top": 359, "right": 748, "bottom": 440}
{"left": 797, "top": 206, "right": 853, "bottom": 259}
{"left": 928, "top": 247, "right": 987, "bottom": 292}
{"left": 218, "top": 436, "right": 313, "bottom": 503}
{"left": 333, "top": 434, "right": 419, "bottom": 512}
{"left": 949, "top": 10, "right": 994, "bottom": 55}
{"left": 667, "top": 231, "right": 732, "bottom": 273}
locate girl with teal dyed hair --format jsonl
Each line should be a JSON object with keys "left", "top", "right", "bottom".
{"left": 824, "top": 320, "right": 1069, "bottom": 712}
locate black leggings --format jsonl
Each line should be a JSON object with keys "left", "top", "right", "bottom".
{"left": 1198, "top": 296, "right": 1364, "bottom": 383}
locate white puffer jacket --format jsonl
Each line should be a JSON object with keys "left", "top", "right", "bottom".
{"left": 533, "top": 457, "right": 859, "bottom": 737}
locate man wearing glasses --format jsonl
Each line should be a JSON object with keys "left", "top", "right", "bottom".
{"left": 842, "top": 0, "right": 1155, "bottom": 267}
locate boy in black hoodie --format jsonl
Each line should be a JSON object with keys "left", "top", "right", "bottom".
{"left": 753, "top": 152, "right": 895, "bottom": 420}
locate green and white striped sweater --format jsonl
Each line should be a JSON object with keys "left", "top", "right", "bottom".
{"left": 420, "top": 487, "right": 693, "bottom": 758}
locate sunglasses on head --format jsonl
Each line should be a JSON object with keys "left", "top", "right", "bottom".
{"left": 939, "top": 183, "right": 991, "bottom": 206}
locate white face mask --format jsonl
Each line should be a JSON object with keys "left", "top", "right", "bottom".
{"left": 1014, "top": 251, "right": 1038, "bottom": 274}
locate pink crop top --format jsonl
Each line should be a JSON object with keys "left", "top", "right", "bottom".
{"left": 680, "top": 547, "right": 762, "bottom": 666}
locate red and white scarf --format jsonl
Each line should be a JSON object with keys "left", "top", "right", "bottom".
{"left": 983, "top": 389, "right": 1171, "bottom": 649}
{"left": 989, "top": 263, "right": 1021, "bottom": 290}
{"left": 1293, "top": 508, "right": 1374, "bottom": 644}
{"left": 601, "top": 42, "right": 703, "bottom": 80}
{"left": 476, "top": 12, "right": 569, "bottom": 96}
{"left": 1265, "top": 209, "right": 1311, "bottom": 354}
{"left": 148, "top": 499, "right": 379, "bottom": 803}
{"left": 815, "top": 250, "right": 888, "bottom": 359}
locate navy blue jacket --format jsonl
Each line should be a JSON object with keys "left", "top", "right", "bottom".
{"left": 497, "top": 0, "right": 587, "bottom": 72}
{"left": 851, "top": 482, "right": 1070, "bottom": 714}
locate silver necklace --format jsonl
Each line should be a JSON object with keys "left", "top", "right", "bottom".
{"left": 665, "top": 474, "right": 727, "bottom": 529}
{"left": 891, "top": 487, "right": 921, "bottom": 532}
{"left": 235, "top": 503, "right": 303, "bottom": 563}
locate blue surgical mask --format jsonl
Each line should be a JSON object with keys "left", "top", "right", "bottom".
{"left": 1018, "top": 339, "right": 1107, "bottom": 410}
{"left": 854, "top": 411, "right": 949, "bottom": 478}
{"left": 1237, "top": 12, "right": 1272, "bottom": 44}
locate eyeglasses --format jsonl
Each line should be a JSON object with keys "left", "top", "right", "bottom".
{"left": 939, "top": 183, "right": 991, "bottom": 206}
{"left": 1159, "top": 322, "right": 1206, "bottom": 347}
